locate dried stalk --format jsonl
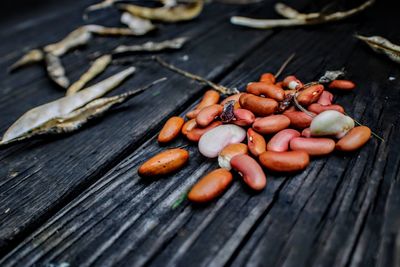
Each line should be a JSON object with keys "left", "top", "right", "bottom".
{"left": 231, "top": 0, "right": 374, "bottom": 29}
{"left": 355, "top": 34, "right": 400, "bottom": 64}
{"left": 66, "top": 54, "right": 112, "bottom": 95}
{"left": 153, "top": 56, "right": 239, "bottom": 95}
{"left": 0, "top": 67, "right": 135, "bottom": 145}
{"left": 275, "top": 53, "right": 295, "bottom": 78}
{"left": 8, "top": 49, "right": 44, "bottom": 72}
{"left": 113, "top": 37, "right": 188, "bottom": 54}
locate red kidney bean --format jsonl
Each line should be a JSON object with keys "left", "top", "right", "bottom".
{"left": 233, "top": 108, "right": 255, "bottom": 126}
{"left": 220, "top": 93, "right": 243, "bottom": 109}
{"left": 239, "top": 94, "right": 278, "bottom": 117}
{"left": 186, "top": 90, "right": 220, "bottom": 118}
{"left": 289, "top": 137, "right": 335, "bottom": 156}
{"left": 283, "top": 111, "right": 314, "bottom": 129}
{"left": 182, "top": 119, "right": 197, "bottom": 136}
{"left": 301, "top": 128, "right": 311, "bottom": 138}
{"left": 297, "top": 84, "right": 324, "bottom": 106}
{"left": 196, "top": 104, "right": 223, "bottom": 127}
{"left": 259, "top": 73, "right": 275, "bottom": 84}
{"left": 186, "top": 121, "right": 222, "bottom": 142}
{"left": 231, "top": 154, "right": 267, "bottom": 190}
{"left": 246, "top": 82, "right": 285, "bottom": 101}
{"left": 247, "top": 128, "right": 266, "bottom": 156}
{"left": 259, "top": 151, "right": 310, "bottom": 172}
{"left": 188, "top": 168, "right": 233, "bottom": 203}
{"left": 335, "top": 126, "right": 371, "bottom": 151}
{"left": 307, "top": 103, "right": 344, "bottom": 114}
{"left": 158, "top": 116, "right": 185, "bottom": 144}
{"left": 329, "top": 80, "right": 356, "bottom": 90}
{"left": 317, "top": 91, "right": 333, "bottom": 106}
{"left": 252, "top": 115, "right": 290, "bottom": 134}
{"left": 138, "top": 149, "right": 189, "bottom": 177}
{"left": 267, "top": 129, "right": 300, "bottom": 152}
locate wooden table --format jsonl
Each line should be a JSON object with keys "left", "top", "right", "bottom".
{"left": 1, "top": 1, "right": 399, "bottom": 266}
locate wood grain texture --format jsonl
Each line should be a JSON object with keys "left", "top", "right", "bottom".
{"left": 1, "top": 0, "right": 400, "bottom": 266}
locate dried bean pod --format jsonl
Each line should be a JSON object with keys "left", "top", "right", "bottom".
{"left": 188, "top": 168, "right": 233, "bottom": 203}
{"left": 158, "top": 116, "right": 185, "bottom": 143}
{"left": 267, "top": 129, "right": 300, "bottom": 152}
{"left": 252, "top": 115, "right": 290, "bottom": 134}
{"left": 247, "top": 128, "right": 266, "bottom": 156}
{"left": 239, "top": 94, "right": 278, "bottom": 117}
{"left": 259, "top": 151, "right": 310, "bottom": 172}
{"left": 231, "top": 154, "right": 266, "bottom": 190}
{"left": 290, "top": 137, "right": 335, "bottom": 156}
{"left": 138, "top": 148, "right": 189, "bottom": 177}
{"left": 196, "top": 104, "right": 223, "bottom": 127}
{"left": 336, "top": 126, "right": 371, "bottom": 151}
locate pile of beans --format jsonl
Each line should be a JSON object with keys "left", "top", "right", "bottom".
{"left": 138, "top": 72, "right": 372, "bottom": 203}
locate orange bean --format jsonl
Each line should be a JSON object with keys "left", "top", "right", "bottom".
{"left": 284, "top": 89, "right": 296, "bottom": 97}
{"left": 335, "top": 126, "right": 371, "bottom": 151}
{"left": 259, "top": 151, "right": 310, "bottom": 172}
{"left": 233, "top": 108, "right": 255, "bottom": 126}
{"left": 275, "top": 81, "right": 284, "bottom": 88}
{"left": 283, "top": 75, "right": 303, "bottom": 90}
{"left": 267, "top": 129, "right": 300, "bottom": 152}
{"left": 297, "top": 84, "right": 324, "bottom": 106}
{"left": 247, "top": 128, "right": 266, "bottom": 156}
{"left": 231, "top": 154, "right": 267, "bottom": 190}
{"left": 220, "top": 93, "right": 243, "bottom": 109}
{"left": 259, "top": 73, "right": 275, "bottom": 84}
{"left": 252, "top": 115, "right": 290, "bottom": 134}
{"left": 283, "top": 111, "right": 314, "bottom": 129}
{"left": 196, "top": 104, "right": 223, "bottom": 127}
{"left": 301, "top": 128, "right": 311, "bottom": 138}
{"left": 138, "top": 148, "right": 189, "bottom": 177}
{"left": 186, "top": 90, "right": 220, "bottom": 119}
{"left": 186, "top": 121, "right": 222, "bottom": 142}
{"left": 158, "top": 116, "right": 185, "bottom": 144}
{"left": 218, "top": 143, "right": 248, "bottom": 170}
{"left": 329, "top": 80, "right": 356, "bottom": 90}
{"left": 188, "top": 168, "right": 233, "bottom": 203}
{"left": 289, "top": 137, "right": 335, "bottom": 156}
{"left": 186, "top": 109, "right": 200, "bottom": 119}
{"left": 246, "top": 82, "right": 285, "bottom": 101}
{"left": 182, "top": 119, "right": 197, "bottom": 136}
{"left": 317, "top": 91, "right": 333, "bottom": 106}
{"left": 307, "top": 103, "right": 345, "bottom": 114}
{"left": 239, "top": 94, "right": 278, "bottom": 117}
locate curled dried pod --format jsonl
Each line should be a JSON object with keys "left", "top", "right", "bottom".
{"left": 188, "top": 168, "right": 233, "bottom": 203}
{"left": 186, "top": 121, "right": 222, "bottom": 142}
{"left": 231, "top": 154, "right": 267, "bottom": 191}
{"left": 289, "top": 137, "right": 335, "bottom": 156}
{"left": 259, "top": 73, "right": 276, "bottom": 84}
{"left": 218, "top": 143, "right": 248, "bottom": 170}
{"left": 246, "top": 82, "right": 285, "bottom": 101}
{"left": 307, "top": 103, "right": 345, "bottom": 114}
{"left": 252, "top": 115, "right": 290, "bottom": 134}
{"left": 198, "top": 124, "right": 246, "bottom": 158}
{"left": 297, "top": 84, "right": 324, "bottom": 106}
{"left": 259, "top": 151, "right": 310, "bottom": 172}
{"left": 283, "top": 75, "right": 303, "bottom": 90}
{"left": 267, "top": 129, "right": 300, "bottom": 152}
{"left": 239, "top": 94, "right": 278, "bottom": 116}
{"left": 138, "top": 148, "right": 189, "bottom": 177}
{"left": 158, "top": 116, "right": 185, "bottom": 143}
{"left": 233, "top": 108, "right": 255, "bottom": 127}
{"left": 335, "top": 126, "right": 371, "bottom": 151}
{"left": 329, "top": 80, "right": 356, "bottom": 90}
{"left": 196, "top": 104, "right": 223, "bottom": 127}
{"left": 310, "top": 110, "right": 354, "bottom": 138}
{"left": 247, "top": 128, "right": 266, "bottom": 156}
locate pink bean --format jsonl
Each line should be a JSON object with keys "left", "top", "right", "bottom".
{"left": 233, "top": 109, "right": 255, "bottom": 126}
{"left": 267, "top": 129, "right": 300, "bottom": 152}
{"left": 301, "top": 128, "right": 311, "bottom": 138}
{"left": 317, "top": 91, "right": 333, "bottom": 106}
{"left": 230, "top": 154, "right": 267, "bottom": 190}
{"left": 289, "top": 137, "right": 335, "bottom": 156}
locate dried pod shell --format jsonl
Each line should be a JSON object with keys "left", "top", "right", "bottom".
{"left": 44, "top": 53, "right": 70, "bottom": 88}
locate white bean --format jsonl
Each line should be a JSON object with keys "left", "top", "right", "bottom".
{"left": 310, "top": 110, "right": 354, "bottom": 138}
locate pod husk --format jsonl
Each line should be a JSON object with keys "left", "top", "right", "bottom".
{"left": 356, "top": 34, "right": 400, "bottom": 64}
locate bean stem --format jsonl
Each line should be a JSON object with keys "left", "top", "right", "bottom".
{"left": 274, "top": 53, "right": 295, "bottom": 79}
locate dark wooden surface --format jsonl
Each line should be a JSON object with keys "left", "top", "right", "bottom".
{"left": 0, "top": 1, "right": 399, "bottom": 266}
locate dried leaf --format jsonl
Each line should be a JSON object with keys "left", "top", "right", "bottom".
{"left": 120, "top": 12, "right": 156, "bottom": 35}
{"left": 231, "top": 0, "right": 374, "bottom": 29}
{"left": 85, "top": 24, "right": 142, "bottom": 36}
{"left": 117, "top": 0, "right": 203, "bottom": 23}
{"left": 44, "top": 27, "right": 92, "bottom": 57}
{"left": 0, "top": 67, "right": 135, "bottom": 145}
{"left": 220, "top": 100, "right": 235, "bottom": 122}
{"left": 66, "top": 54, "right": 112, "bottom": 95}
{"left": 9, "top": 49, "right": 44, "bottom": 72}
{"left": 44, "top": 53, "right": 70, "bottom": 88}
{"left": 113, "top": 37, "right": 188, "bottom": 54}
{"left": 0, "top": 77, "right": 166, "bottom": 145}
{"left": 153, "top": 56, "right": 239, "bottom": 95}
{"left": 355, "top": 34, "right": 400, "bottom": 64}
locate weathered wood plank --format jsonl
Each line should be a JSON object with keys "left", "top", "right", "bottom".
{"left": 0, "top": 0, "right": 276, "bottom": 257}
